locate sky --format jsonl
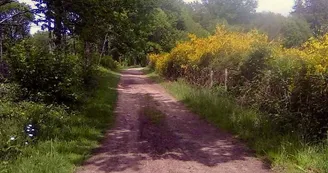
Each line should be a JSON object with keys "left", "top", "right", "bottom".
{"left": 18, "top": 0, "right": 39, "bottom": 34}
{"left": 19, "top": 0, "right": 295, "bottom": 34}
{"left": 256, "top": 0, "right": 294, "bottom": 16}
{"left": 184, "top": 0, "right": 294, "bottom": 16}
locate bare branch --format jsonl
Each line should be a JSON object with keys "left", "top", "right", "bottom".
{"left": 0, "top": 9, "right": 37, "bottom": 25}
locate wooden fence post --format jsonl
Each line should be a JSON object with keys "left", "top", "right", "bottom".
{"left": 224, "top": 68, "right": 228, "bottom": 91}
{"left": 210, "top": 70, "right": 214, "bottom": 88}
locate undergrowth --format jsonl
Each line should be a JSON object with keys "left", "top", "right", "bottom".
{"left": 0, "top": 67, "right": 120, "bottom": 173}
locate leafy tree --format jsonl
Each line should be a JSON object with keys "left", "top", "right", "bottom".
{"left": 293, "top": 0, "right": 328, "bottom": 36}
{"left": 282, "top": 16, "right": 312, "bottom": 47}
{"left": 201, "top": 0, "right": 258, "bottom": 24}
{"left": 180, "top": 7, "right": 210, "bottom": 37}
{"left": 148, "top": 8, "right": 184, "bottom": 52}
{"left": 247, "top": 12, "right": 312, "bottom": 47}
{"left": 293, "top": 0, "right": 306, "bottom": 16}
{"left": 29, "top": 0, "right": 158, "bottom": 65}
{"left": 187, "top": 1, "right": 228, "bottom": 33}
{"left": 249, "top": 12, "right": 286, "bottom": 40}
{"left": 0, "top": 1, "right": 33, "bottom": 60}
{"left": 30, "top": 31, "right": 51, "bottom": 53}
{"left": 148, "top": 1, "right": 209, "bottom": 53}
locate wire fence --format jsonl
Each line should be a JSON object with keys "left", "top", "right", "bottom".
{"left": 184, "top": 67, "right": 229, "bottom": 91}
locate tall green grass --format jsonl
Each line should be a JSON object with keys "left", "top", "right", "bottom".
{"left": 1, "top": 67, "right": 120, "bottom": 173}
{"left": 160, "top": 78, "right": 328, "bottom": 173}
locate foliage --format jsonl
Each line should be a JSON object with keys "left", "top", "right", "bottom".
{"left": 0, "top": 1, "right": 33, "bottom": 43}
{"left": 0, "top": 68, "right": 120, "bottom": 172}
{"left": 0, "top": 83, "right": 21, "bottom": 103}
{"left": 100, "top": 56, "right": 119, "bottom": 70}
{"left": 148, "top": 1, "right": 210, "bottom": 54}
{"left": 194, "top": 0, "right": 258, "bottom": 25}
{"left": 150, "top": 26, "right": 267, "bottom": 81}
{"left": 247, "top": 12, "right": 286, "bottom": 40}
{"left": 148, "top": 8, "right": 187, "bottom": 53}
{"left": 149, "top": 26, "right": 328, "bottom": 141}
{"left": 7, "top": 40, "right": 83, "bottom": 104}
{"left": 247, "top": 12, "right": 312, "bottom": 47}
{"left": 0, "top": 101, "right": 70, "bottom": 162}
{"left": 293, "top": 0, "right": 328, "bottom": 36}
{"left": 281, "top": 16, "right": 312, "bottom": 48}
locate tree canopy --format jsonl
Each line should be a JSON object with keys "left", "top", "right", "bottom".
{"left": 293, "top": 0, "right": 328, "bottom": 36}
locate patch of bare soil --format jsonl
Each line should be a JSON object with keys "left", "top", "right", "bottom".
{"left": 76, "top": 68, "right": 271, "bottom": 173}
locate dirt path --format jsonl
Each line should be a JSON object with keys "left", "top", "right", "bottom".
{"left": 76, "top": 68, "right": 271, "bottom": 173}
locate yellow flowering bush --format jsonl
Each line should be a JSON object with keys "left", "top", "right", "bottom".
{"left": 150, "top": 26, "right": 268, "bottom": 82}
{"left": 149, "top": 26, "right": 328, "bottom": 140}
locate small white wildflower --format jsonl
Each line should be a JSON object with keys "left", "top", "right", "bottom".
{"left": 25, "top": 142, "right": 29, "bottom": 145}
{"left": 31, "top": 129, "right": 35, "bottom": 132}
{"left": 10, "top": 137, "right": 15, "bottom": 141}
{"left": 28, "top": 134, "right": 33, "bottom": 137}
{"left": 28, "top": 124, "right": 33, "bottom": 127}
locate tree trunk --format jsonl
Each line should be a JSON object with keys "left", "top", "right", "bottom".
{"left": 84, "top": 41, "right": 91, "bottom": 70}
{"left": 53, "top": 0, "right": 64, "bottom": 49}
{"left": 0, "top": 29, "right": 3, "bottom": 61}
{"left": 98, "top": 34, "right": 109, "bottom": 65}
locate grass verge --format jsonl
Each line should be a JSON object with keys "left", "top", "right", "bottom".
{"left": 1, "top": 67, "right": 120, "bottom": 173}
{"left": 144, "top": 69, "right": 328, "bottom": 173}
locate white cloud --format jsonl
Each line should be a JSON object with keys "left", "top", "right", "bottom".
{"left": 18, "top": 0, "right": 36, "bottom": 7}
{"left": 30, "top": 24, "right": 41, "bottom": 34}
{"left": 257, "top": 0, "right": 294, "bottom": 16}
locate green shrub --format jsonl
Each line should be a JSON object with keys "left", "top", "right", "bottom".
{"left": 0, "top": 101, "right": 69, "bottom": 162}
{"left": 0, "top": 67, "right": 120, "bottom": 173}
{"left": 100, "top": 56, "right": 119, "bottom": 70}
{"left": 0, "top": 83, "right": 20, "bottom": 101}
{"left": 7, "top": 43, "right": 83, "bottom": 104}
{"left": 289, "top": 69, "right": 328, "bottom": 140}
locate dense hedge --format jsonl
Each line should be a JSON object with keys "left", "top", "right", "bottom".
{"left": 149, "top": 26, "right": 328, "bottom": 140}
